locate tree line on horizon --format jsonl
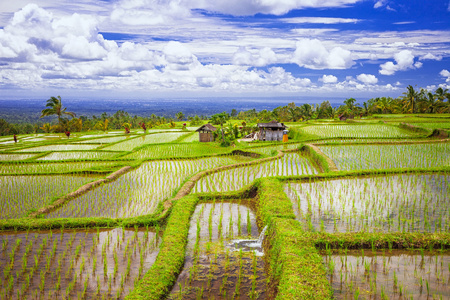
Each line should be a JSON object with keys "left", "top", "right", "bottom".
{"left": 0, "top": 85, "right": 449, "bottom": 136}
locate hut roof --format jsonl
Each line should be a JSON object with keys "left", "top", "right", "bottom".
{"left": 196, "top": 123, "right": 217, "bottom": 132}
{"left": 257, "top": 120, "right": 287, "bottom": 129}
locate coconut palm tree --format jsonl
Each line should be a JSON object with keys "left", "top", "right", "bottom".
{"left": 402, "top": 85, "right": 419, "bottom": 113}
{"left": 40, "top": 96, "right": 76, "bottom": 132}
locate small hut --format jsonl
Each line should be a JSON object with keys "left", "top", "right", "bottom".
{"left": 196, "top": 123, "right": 217, "bottom": 142}
{"left": 257, "top": 120, "right": 287, "bottom": 141}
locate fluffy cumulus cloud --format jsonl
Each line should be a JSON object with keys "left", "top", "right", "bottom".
{"left": 232, "top": 47, "right": 277, "bottom": 67}
{"left": 0, "top": 4, "right": 318, "bottom": 92}
{"left": 320, "top": 74, "right": 338, "bottom": 83}
{"left": 379, "top": 50, "right": 421, "bottom": 75}
{"left": 0, "top": 4, "right": 112, "bottom": 62}
{"left": 357, "top": 73, "right": 378, "bottom": 84}
{"left": 292, "top": 39, "right": 354, "bottom": 69}
{"left": 440, "top": 69, "right": 450, "bottom": 83}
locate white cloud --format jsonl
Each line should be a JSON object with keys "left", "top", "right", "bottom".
{"left": 281, "top": 17, "right": 359, "bottom": 24}
{"left": 440, "top": 69, "right": 450, "bottom": 83}
{"left": 373, "top": 0, "right": 387, "bottom": 9}
{"left": 420, "top": 53, "right": 443, "bottom": 61}
{"left": 110, "top": 0, "right": 191, "bottom": 26}
{"left": 187, "top": 0, "right": 363, "bottom": 16}
{"left": 320, "top": 74, "right": 338, "bottom": 83}
{"left": 357, "top": 73, "right": 378, "bottom": 84}
{"left": 292, "top": 39, "right": 354, "bottom": 69}
{"left": 379, "top": 50, "right": 421, "bottom": 75}
{"left": 232, "top": 47, "right": 277, "bottom": 67}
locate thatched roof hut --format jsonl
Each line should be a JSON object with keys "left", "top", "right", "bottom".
{"left": 257, "top": 120, "right": 287, "bottom": 141}
{"left": 196, "top": 123, "right": 217, "bottom": 142}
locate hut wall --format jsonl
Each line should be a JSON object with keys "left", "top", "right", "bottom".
{"left": 199, "top": 132, "right": 214, "bottom": 142}
{"left": 259, "top": 129, "right": 283, "bottom": 141}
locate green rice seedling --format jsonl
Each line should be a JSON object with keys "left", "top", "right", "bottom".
{"left": 47, "top": 156, "right": 239, "bottom": 219}
{"left": 0, "top": 227, "right": 160, "bottom": 299}
{"left": 286, "top": 174, "right": 450, "bottom": 233}
{"left": 300, "top": 124, "right": 417, "bottom": 138}
{"left": 323, "top": 249, "right": 450, "bottom": 300}
{"left": 320, "top": 143, "right": 450, "bottom": 171}
{"left": 194, "top": 152, "right": 317, "bottom": 193}
{"left": 0, "top": 175, "right": 100, "bottom": 219}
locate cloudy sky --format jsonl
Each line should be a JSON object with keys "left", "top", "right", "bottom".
{"left": 0, "top": 0, "right": 449, "bottom": 100}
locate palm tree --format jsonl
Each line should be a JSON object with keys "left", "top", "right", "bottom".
{"left": 435, "top": 87, "right": 449, "bottom": 102}
{"left": 376, "top": 97, "right": 393, "bottom": 114}
{"left": 402, "top": 85, "right": 419, "bottom": 113}
{"left": 176, "top": 111, "right": 184, "bottom": 121}
{"left": 40, "top": 96, "right": 75, "bottom": 132}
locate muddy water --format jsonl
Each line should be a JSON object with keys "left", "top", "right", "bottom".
{"left": 0, "top": 227, "right": 160, "bottom": 299}
{"left": 322, "top": 249, "right": 450, "bottom": 300}
{"left": 285, "top": 174, "right": 450, "bottom": 233}
{"left": 169, "top": 201, "right": 269, "bottom": 299}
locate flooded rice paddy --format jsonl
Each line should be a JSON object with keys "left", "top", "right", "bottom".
{"left": 0, "top": 227, "right": 160, "bottom": 299}
{"left": 194, "top": 152, "right": 318, "bottom": 193}
{"left": 0, "top": 175, "right": 99, "bottom": 219}
{"left": 300, "top": 124, "right": 417, "bottom": 138}
{"left": 36, "top": 152, "right": 117, "bottom": 161}
{"left": 285, "top": 174, "right": 450, "bottom": 233}
{"left": 323, "top": 249, "right": 450, "bottom": 299}
{"left": 46, "top": 157, "right": 242, "bottom": 219}
{"left": 319, "top": 143, "right": 450, "bottom": 170}
{"left": 169, "top": 201, "right": 268, "bottom": 299}
{"left": 0, "top": 162, "right": 122, "bottom": 175}
{"left": 101, "top": 132, "right": 189, "bottom": 151}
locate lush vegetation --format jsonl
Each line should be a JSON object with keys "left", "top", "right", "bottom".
{"left": 0, "top": 102, "right": 449, "bottom": 299}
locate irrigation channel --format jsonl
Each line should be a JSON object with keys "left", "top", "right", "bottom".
{"left": 1, "top": 122, "right": 450, "bottom": 299}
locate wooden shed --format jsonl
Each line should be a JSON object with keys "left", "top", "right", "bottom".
{"left": 196, "top": 123, "right": 217, "bottom": 142}
{"left": 257, "top": 120, "right": 287, "bottom": 141}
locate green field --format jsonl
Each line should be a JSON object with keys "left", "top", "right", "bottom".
{"left": 1, "top": 116, "right": 449, "bottom": 300}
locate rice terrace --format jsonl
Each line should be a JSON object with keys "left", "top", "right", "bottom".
{"left": 0, "top": 93, "right": 450, "bottom": 300}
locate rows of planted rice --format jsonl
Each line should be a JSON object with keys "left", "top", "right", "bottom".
{"left": 194, "top": 152, "right": 318, "bottom": 193}
{"left": 124, "top": 143, "right": 231, "bottom": 160}
{"left": 312, "top": 138, "right": 421, "bottom": 144}
{"left": 101, "top": 132, "right": 189, "bottom": 151}
{"left": 300, "top": 124, "right": 418, "bottom": 138}
{"left": 319, "top": 143, "right": 450, "bottom": 170}
{"left": 0, "top": 154, "right": 36, "bottom": 161}
{"left": 0, "top": 175, "right": 99, "bottom": 219}
{"left": 36, "top": 151, "right": 118, "bottom": 161}
{"left": 178, "top": 132, "right": 198, "bottom": 143}
{"left": 16, "top": 144, "right": 99, "bottom": 152}
{"left": 76, "top": 136, "right": 137, "bottom": 144}
{"left": 0, "top": 162, "right": 123, "bottom": 175}
{"left": 246, "top": 143, "right": 302, "bottom": 156}
{"left": 0, "top": 227, "right": 160, "bottom": 299}
{"left": 323, "top": 249, "right": 450, "bottom": 299}
{"left": 285, "top": 174, "right": 450, "bottom": 233}
{"left": 46, "top": 157, "right": 240, "bottom": 219}
{"left": 406, "top": 122, "right": 450, "bottom": 130}
{"left": 169, "top": 201, "right": 268, "bottom": 299}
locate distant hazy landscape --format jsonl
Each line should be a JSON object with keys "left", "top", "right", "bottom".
{"left": 0, "top": 97, "right": 343, "bottom": 123}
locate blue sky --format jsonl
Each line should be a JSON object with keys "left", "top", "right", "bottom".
{"left": 0, "top": 0, "right": 449, "bottom": 100}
